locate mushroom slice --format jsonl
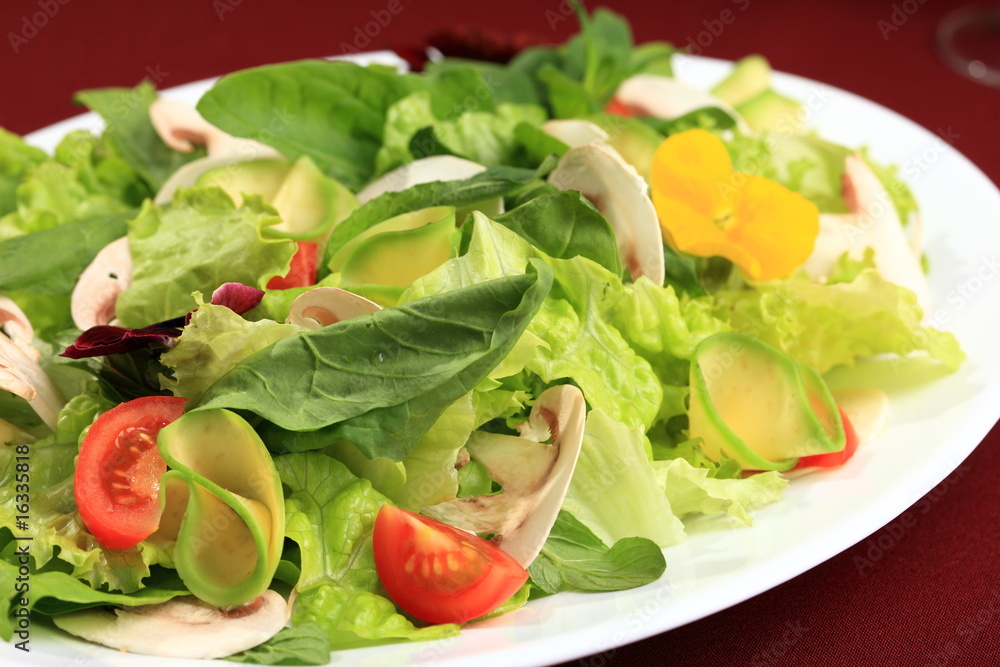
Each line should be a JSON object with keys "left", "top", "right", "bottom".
{"left": 548, "top": 143, "right": 665, "bottom": 285}
{"left": 286, "top": 287, "right": 382, "bottom": 329}
{"left": 53, "top": 591, "right": 290, "bottom": 660}
{"left": 71, "top": 236, "right": 132, "bottom": 330}
{"left": 832, "top": 387, "right": 890, "bottom": 446}
{"left": 357, "top": 156, "right": 490, "bottom": 205}
{"left": 149, "top": 98, "right": 273, "bottom": 158}
{"left": 0, "top": 296, "right": 33, "bottom": 348}
{"left": 1, "top": 298, "right": 64, "bottom": 430}
{"left": 614, "top": 74, "right": 749, "bottom": 132}
{"left": 541, "top": 119, "right": 609, "bottom": 148}
{"left": 422, "top": 385, "right": 586, "bottom": 568}
{"left": 802, "top": 154, "right": 930, "bottom": 311}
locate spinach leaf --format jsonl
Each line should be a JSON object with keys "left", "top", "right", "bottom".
{"left": 226, "top": 624, "right": 331, "bottom": 665}
{"left": 527, "top": 510, "right": 666, "bottom": 595}
{"left": 75, "top": 82, "right": 205, "bottom": 191}
{"left": 494, "top": 190, "right": 621, "bottom": 276}
{"left": 0, "top": 211, "right": 131, "bottom": 295}
{"left": 200, "top": 265, "right": 553, "bottom": 461}
{"left": 196, "top": 62, "right": 498, "bottom": 192}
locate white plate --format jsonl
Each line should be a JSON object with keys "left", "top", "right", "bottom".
{"left": 5, "top": 54, "right": 1000, "bottom": 667}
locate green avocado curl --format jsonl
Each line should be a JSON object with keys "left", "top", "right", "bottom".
{"left": 154, "top": 409, "right": 284, "bottom": 608}
{"left": 689, "top": 332, "right": 846, "bottom": 471}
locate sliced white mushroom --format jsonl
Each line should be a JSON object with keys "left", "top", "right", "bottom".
{"left": 541, "top": 119, "right": 609, "bottom": 149}
{"left": 802, "top": 154, "right": 930, "bottom": 311}
{"left": 154, "top": 150, "right": 285, "bottom": 206}
{"left": 0, "top": 296, "right": 34, "bottom": 348}
{"left": 832, "top": 387, "right": 890, "bottom": 446}
{"left": 286, "top": 287, "right": 382, "bottom": 329}
{"left": 149, "top": 98, "right": 273, "bottom": 158}
{"left": 53, "top": 591, "right": 290, "bottom": 660}
{"left": 0, "top": 335, "right": 64, "bottom": 431}
{"left": 422, "top": 384, "right": 586, "bottom": 567}
{"left": 1, "top": 297, "right": 64, "bottom": 431}
{"left": 614, "top": 74, "right": 750, "bottom": 133}
{"left": 357, "top": 156, "right": 490, "bottom": 205}
{"left": 71, "top": 236, "right": 132, "bottom": 330}
{"left": 548, "top": 143, "right": 665, "bottom": 285}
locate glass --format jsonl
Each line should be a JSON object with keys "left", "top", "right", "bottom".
{"left": 936, "top": 5, "right": 1000, "bottom": 88}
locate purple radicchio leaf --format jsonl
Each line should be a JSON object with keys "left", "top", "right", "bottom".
{"left": 60, "top": 283, "right": 262, "bottom": 360}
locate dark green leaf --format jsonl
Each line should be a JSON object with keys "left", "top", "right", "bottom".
{"left": 0, "top": 211, "right": 132, "bottom": 294}
{"left": 200, "top": 266, "right": 553, "bottom": 461}
{"left": 75, "top": 83, "right": 205, "bottom": 190}
{"left": 494, "top": 191, "right": 621, "bottom": 275}
{"left": 662, "top": 245, "right": 707, "bottom": 297}
{"left": 226, "top": 623, "right": 331, "bottom": 665}
{"left": 528, "top": 511, "right": 666, "bottom": 594}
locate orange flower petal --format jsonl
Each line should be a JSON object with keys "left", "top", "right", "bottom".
{"left": 729, "top": 175, "right": 819, "bottom": 281}
{"left": 651, "top": 128, "right": 735, "bottom": 224}
{"left": 650, "top": 129, "right": 819, "bottom": 281}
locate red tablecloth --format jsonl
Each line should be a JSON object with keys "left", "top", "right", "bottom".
{"left": 1, "top": 0, "right": 998, "bottom": 665}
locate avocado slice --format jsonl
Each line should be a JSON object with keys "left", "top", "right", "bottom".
{"left": 156, "top": 409, "right": 284, "bottom": 608}
{"left": 327, "top": 206, "right": 456, "bottom": 275}
{"left": 339, "top": 208, "right": 459, "bottom": 294}
{"left": 265, "top": 156, "right": 358, "bottom": 243}
{"left": 689, "top": 332, "right": 845, "bottom": 471}
{"left": 736, "top": 90, "right": 804, "bottom": 134}
{"left": 196, "top": 159, "right": 292, "bottom": 206}
{"left": 711, "top": 54, "right": 772, "bottom": 107}
{"left": 197, "top": 156, "right": 358, "bottom": 246}
{"left": 586, "top": 113, "right": 665, "bottom": 183}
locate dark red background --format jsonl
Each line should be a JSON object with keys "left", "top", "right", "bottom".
{"left": 1, "top": 0, "right": 998, "bottom": 665}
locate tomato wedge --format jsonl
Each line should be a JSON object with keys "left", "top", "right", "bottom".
{"left": 372, "top": 505, "right": 528, "bottom": 624}
{"left": 604, "top": 97, "right": 636, "bottom": 117}
{"left": 795, "top": 407, "right": 860, "bottom": 469}
{"left": 74, "top": 396, "right": 187, "bottom": 549}
{"left": 267, "top": 241, "right": 318, "bottom": 290}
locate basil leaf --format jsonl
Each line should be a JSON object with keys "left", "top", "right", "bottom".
{"left": 528, "top": 511, "right": 666, "bottom": 594}
{"left": 0, "top": 211, "right": 132, "bottom": 294}
{"left": 200, "top": 264, "right": 553, "bottom": 461}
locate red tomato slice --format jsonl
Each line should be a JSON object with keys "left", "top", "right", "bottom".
{"left": 604, "top": 97, "right": 636, "bottom": 117}
{"left": 795, "top": 407, "right": 859, "bottom": 469}
{"left": 373, "top": 505, "right": 528, "bottom": 624}
{"left": 74, "top": 396, "right": 187, "bottom": 549}
{"left": 267, "top": 241, "right": 318, "bottom": 290}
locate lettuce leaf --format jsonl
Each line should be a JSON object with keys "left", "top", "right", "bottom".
{"left": 160, "top": 301, "right": 300, "bottom": 404}
{"left": 115, "top": 188, "right": 297, "bottom": 327}
{"left": 714, "top": 270, "right": 964, "bottom": 374}
{"left": 652, "top": 458, "right": 787, "bottom": 525}
{"left": 0, "top": 395, "right": 173, "bottom": 594}
{"left": 563, "top": 410, "right": 684, "bottom": 548}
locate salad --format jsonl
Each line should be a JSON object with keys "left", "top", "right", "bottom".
{"left": 0, "top": 6, "right": 964, "bottom": 663}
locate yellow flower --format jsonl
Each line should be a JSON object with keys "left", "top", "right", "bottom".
{"left": 650, "top": 129, "right": 819, "bottom": 281}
